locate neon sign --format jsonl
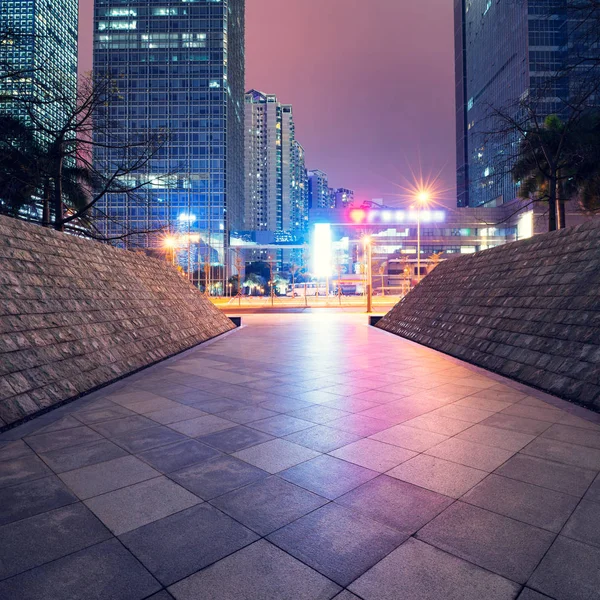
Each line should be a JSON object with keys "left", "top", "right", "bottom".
{"left": 346, "top": 209, "right": 445, "bottom": 224}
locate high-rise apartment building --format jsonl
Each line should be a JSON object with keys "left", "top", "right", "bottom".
{"left": 333, "top": 188, "right": 354, "bottom": 208}
{"left": 455, "top": 0, "right": 596, "bottom": 208}
{"left": 0, "top": 0, "right": 78, "bottom": 135}
{"left": 93, "top": 0, "right": 245, "bottom": 280}
{"left": 244, "top": 90, "right": 306, "bottom": 233}
{"left": 308, "top": 170, "right": 331, "bottom": 209}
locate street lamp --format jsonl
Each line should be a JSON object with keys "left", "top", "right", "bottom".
{"left": 414, "top": 190, "right": 431, "bottom": 283}
{"left": 363, "top": 235, "right": 373, "bottom": 314}
{"left": 163, "top": 236, "right": 178, "bottom": 266}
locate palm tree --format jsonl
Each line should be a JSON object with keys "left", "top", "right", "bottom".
{"left": 0, "top": 115, "right": 93, "bottom": 228}
{"left": 0, "top": 116, "right": 44, "bottom": 218}
{"left": 512, "top": 112, "right": 600, "bottom": 230}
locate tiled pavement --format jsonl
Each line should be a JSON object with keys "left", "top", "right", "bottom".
{"left": 1, "top": 313, "right": 600, "bottom": 600}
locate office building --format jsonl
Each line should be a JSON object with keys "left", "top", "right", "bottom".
{"left": 244, "top": 90, "right": 306, "bottom": 234}
{"left": 455, "top": 0, "right": 597, "bottom": 208}
{"left": 0, "top": 0, "right": 78, "bottom": 135}
{"left": 93, "top": 0, "right": 245, "bottom": 285}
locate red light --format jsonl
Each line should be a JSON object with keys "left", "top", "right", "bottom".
{"left": 349, "top": 209, "right": 367, "bottom": 224}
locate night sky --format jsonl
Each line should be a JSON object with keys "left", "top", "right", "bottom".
{"left": 78, "top": 0, "right": 456, "bottom": 206}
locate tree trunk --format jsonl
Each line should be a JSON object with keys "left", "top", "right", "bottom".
{"left": 53, "top": 143, "right": 64, "bottom": 232}
{"left": 548, "top": 173, "right": 558, "bottom": 232}
{"left": 557, "top": 180, "right": 566, "bottom": 229}
{"left": 42, "top": 181, "right": 50, "bottom": 228}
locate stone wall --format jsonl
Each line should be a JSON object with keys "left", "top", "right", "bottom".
{"left": 0, "top": 216, "right": 235, "bottom": 428}
{"left": 377, "top": 219, "right": 600, "bottom": 410}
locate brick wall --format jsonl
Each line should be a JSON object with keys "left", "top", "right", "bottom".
{"left": 377, "top": 219, "right": 600, "bottom": 410}
{"left": 0, "top": 216, "right": 235, "bottom": 428}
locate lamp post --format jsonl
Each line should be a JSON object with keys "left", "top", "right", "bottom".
{"left": 415, "top": 191, "right": 430, "bottom": 284}
{"left": 163, "top": 236, "right": 178, "bottom": 266}
{"left": 364, "top": 236, "right": 373, "bottom": 314}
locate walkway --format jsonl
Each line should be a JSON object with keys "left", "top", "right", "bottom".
{"left": 1, "top": 314, "right": 599, "bottom": 600}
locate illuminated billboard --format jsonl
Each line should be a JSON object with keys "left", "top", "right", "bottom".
{"left": 312, "top": 223, "right": 333, "bottom": 277}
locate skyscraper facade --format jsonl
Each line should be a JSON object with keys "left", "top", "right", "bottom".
{"left": 244, "top": 90, "right": 306, "bottom": 234}
{"left": 0, "top": 0, "right": 78, "bottom": 135}
{"left": 455, "top": 0, "right": 590, "bottom": 208}
{"left": 307, "top": 170, "right": 331, "bottom": 209}
{"left": 93, "top": 0, "right": 245, "bottom": 281}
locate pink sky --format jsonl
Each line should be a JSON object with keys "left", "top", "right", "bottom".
{"left": 78, "top": 0, "right": 456, "bottom": 206}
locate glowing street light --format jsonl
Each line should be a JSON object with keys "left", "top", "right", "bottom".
{"left": 414, "top": 188, "right": 431, "bottom": 283}
{"left": 163, "top": 236, "right": 178, "bottom": 265}
{"left": 363, "top": 235, "right": 373, "bottom": 314}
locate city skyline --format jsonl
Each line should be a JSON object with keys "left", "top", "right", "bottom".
{"left": 78, "top": 0, "right": 457, "bottom": 207}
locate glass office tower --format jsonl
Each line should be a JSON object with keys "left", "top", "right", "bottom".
{"left": 455, "top": 0, "right": 587, "bottom": 208}
{"left": 93, "top": 0, "right": 245, "bottom": 286}
{"left": 0, "top": 0, "right": 78, "bottom": 135}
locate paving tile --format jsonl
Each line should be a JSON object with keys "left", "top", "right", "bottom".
{"left": 417, "top": 501, "right": 555, "bottom": 583}
{"left": 463, "top": 474, "right": 580, "bottom": 532}
{"left": 562, "top": 500, "right": 600, "bottom": 547}
{"left": 288, "top": 405, "right": 350, "bottom": 424}
{"left": 258, "top": 397, "right": 316, "bottom": 413}
{"left": 197, "top": 425, "right": 273, "bottom": 453}
{"left": 137, "top": 439, "right": 221, "bottom": 473}
{"left": 456, "top": 424, "right": 536, "bottom": 452}
{"left": 327, "top": 414, "right": 392, "bottom": 436}
{"left": 425, "top": 437, "right": 516, "bottom": 472}
{"left": 190, "top": 398, "right": 248, "bottom": 414}
{"left": 38, "top": 438, "right": 128, "bottom": 473}
{"left": 528, "top": 536, "right": 600, "bottom": 600}
{"left": 370, "top": 423, "right": 449, "bottom": 452}
{"left": 517, "top": 589, "right": 554, "bottom": 600}
{"left": 332, "top": 592, "right": 361, "bottom": 600}
{"left": 111, "top": 425, "right": 188, "bottom": 453}
{"left": 586, "top": 473, "right": 600, "bottom": 503}
{"left": 74, "top": 406, "right": 136, "bottom": 424}
{"left": 33, "top": 415, "right": 87, "bottom": 433}
{"left": 233, "top": 438, "right": 320, "bottom": 473}
{"left": 25, "top": 425, "right": 103, "bottom": 453}
{"left": 455, "top": 396, "right": 514, "bottom": 412}
{"left": 211, "top": 476, "right": 328, "bottom": 536}
{"left": 215, "top": 406, "right": 279, "bottom": 424}
{"left": 479, "top": 413, "right": 553, "bottom": 436}
{"left": 59, "top": 455, "right": 160, "bottom": 499}
{"left": 388, "top": 454, "right": 487, "bottom": 498}
{"left": 330, "top": 438, "right": 417, "bottom": 472}
{"left": 495, "top": 454, "right": 597, "bottom": 497}
{"left": 320, "top": 396, "right": 381, "bottom": 412}
{"left": 429, "top": 404, "right": 495, "bottom": 424}
{"left": 145, "top": 405, "right": 207, "bottom": 424}
{"left": 500, "top": 404, "right": 563, "bottom": 424}
{"left": 402, "top": 414, "right": 475, "bottom": 436}
{"left": 0, "top": 454, "right": 52, "bottom": 488}
{"left": 248, "top": 414, "right": 314, "bottom": 436}
{"left": 0, "top": 503, "right": 111, "bottom": 580}
{"left": 90, "top": 415, "right": 158, "bottom": 437}
{"left": 335, "top": 474, "right": 452, "bottom": 534}
{"left": 85, "top": 476, "right": 200, "bottom": 535}
{"left": 0, "top": 538, "right": 160, "bottom": 600}
{"left": 125, "top": 397, "right": 183, "bottom": 414}
{"left": 168, "top": 539, "right": 341, "bottom": 600}
{"left": 350, "top": 537, "right": 520, "bottom": 600}
{"left": 168, "top": 415, "right": 237, "bottom": 437}
{"left": 541, "top": 423, "right": 600, "bottom": 450}
{"left": 284, "top": 425, "right": 362, "bottom": 453}
{"left": 147, "top": 592, "right": 175, "bottom": 600}
{"left": 279, "top": 454, "right": 378, "bottom": 500}
{"left": 172, "top": 455, "right": 268, "bottom": 499}
{"left": 0, "top": 439, "right": 33, "bottom": 462}
{"left": 0, "top": 475, "right": 77, "bottom": 526}
{"left": 268, "top": 503, "right": 406, "bottom": 586}
{"left": 520, "top": 437, "right": 600, "bottom": 470}
{"left": 120, "top": 503, "right": 258, "bottom": 586}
